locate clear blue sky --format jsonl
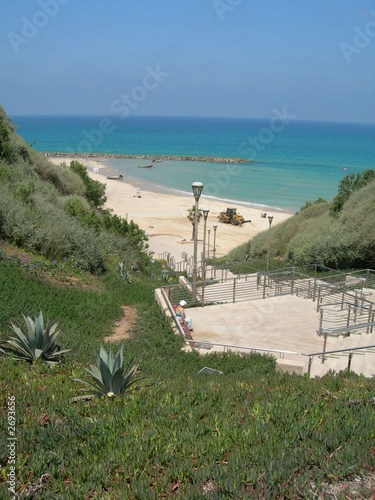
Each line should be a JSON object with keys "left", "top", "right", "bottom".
{"left": 1, "top": 0, "right": 375, "bottom": 123}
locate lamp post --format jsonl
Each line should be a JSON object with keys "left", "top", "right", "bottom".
{"left": 207, "top": 229, "right": 211, "bottom": 260}
{"left": 201, "top": 208, "right": 209, "bottom": 283}
{"left": 192, "top": 182, "right": 204, "bottom": 301}
{"left": 266, "top": 214, "right": 274, "bottom": 272}
{"left": 213, "top": 224, "right": 218, "bottom": 278}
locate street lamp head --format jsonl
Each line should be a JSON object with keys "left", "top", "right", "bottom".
{"left": 202, "top": 207, "right": 210, "bottom": 220}
{"left": 213, "top": 224, "right": 218, "bottom": 231}
{"left": 192, "top": 181, "right": 204, "bottom": 201}
{"left": 268, "top": 215, "right": 274, "bottom": 225}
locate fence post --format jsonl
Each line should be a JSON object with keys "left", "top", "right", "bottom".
{"left": 347, "top": 351, "right": 353, "bottom": 372}
{"left": 313, "top": 264, "right": 317, "bottom": 302}
{"left": 318, "top": 308, "right": 323, "bottom": 336}
{"left": 307, "top": 356, "right": 313, "bottom": 376}
{"left": 316, "top": 286, "right": 321, "bottom": 312}
{"left": 322, "top": 331, "right": 328, "bottom": 364}
{"left": 347, "top": 304, "right": 351, "bottom": 327}
{"left": 263, "top": 273, "right": 267, "bottom": 299}
{"left": 341, "top": 289, "right": 345, "bottom": 310}
{"left": 291, "top": 267, "right": 295, "bottom": 295}
{"left": 233, "top": 278, "right": 236, "bottom": 303}
{"left": 367, "top": 304, "right": 373, "bottom": 334}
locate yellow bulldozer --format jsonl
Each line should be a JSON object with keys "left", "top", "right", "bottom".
{"left": 217, "top": 208, "right": 251, "bottom": 226}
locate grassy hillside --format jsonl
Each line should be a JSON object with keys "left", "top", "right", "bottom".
{"left": 229, "top": 173, "right": 375, "bottom": 270}
{"left": 1, "top": 108, "right": 374, "bottom": 498}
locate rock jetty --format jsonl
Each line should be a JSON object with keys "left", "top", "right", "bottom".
{"left": 45, "top": 152, "right": 251, "bottom": 164}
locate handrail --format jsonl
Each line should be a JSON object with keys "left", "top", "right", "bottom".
{"left": 302, "top": 344, "right": 375, "bottom": 357}
{"left": 184, "top": 339, "right": 300, "bottom": 358}
{"left": 301, "top": 344, "right": 375, "bottom": 376}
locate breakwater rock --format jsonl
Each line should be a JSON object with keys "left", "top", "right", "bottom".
{"left": 45, "top": 152, "right": 251, "bottom": 164}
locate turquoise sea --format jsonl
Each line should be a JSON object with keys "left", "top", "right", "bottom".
{"left": 12, "top": 115, "right": 375, "bottom": 212}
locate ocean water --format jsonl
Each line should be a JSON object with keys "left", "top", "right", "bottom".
{"left": 12, "top": 115, "right": 375, "bottom": 211}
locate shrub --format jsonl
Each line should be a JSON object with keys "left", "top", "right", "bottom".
{"left": 330, "top": 169, "right": 375, "bottom": 215}
{"left": 31, "top": 154, "right": 86, "bottom": 196}
{"left": 69, "top": 160, "right": 107, "bottom": 207}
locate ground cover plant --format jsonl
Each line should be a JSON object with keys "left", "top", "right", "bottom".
{"left": 0, "top": 108, "right": 374, "bottom": 498}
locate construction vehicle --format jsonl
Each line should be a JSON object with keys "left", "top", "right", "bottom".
{"left": 217, "top": 208, "right": 251, "bottom": 226}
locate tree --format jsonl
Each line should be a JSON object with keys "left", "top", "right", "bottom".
{"left": 330, "top": 169, "right": 375, "bottom": 215}
{"left": 0, "top": 120, "right": 11, "bottom": 161}
{"left": 69, "top": 160, "right": 107, "bottom": 207}
{"left": 187, "top": 205, "right": 202, "bottom": 241}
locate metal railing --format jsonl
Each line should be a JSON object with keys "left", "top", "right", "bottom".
{"left": 161, "top": 268, "right": 375, "bottom": 307}
{"left": 302, "top": 344, "right": 375, "bottom": 376}
{"left": 159, "top": 283, "right": 375, "bottom": 377}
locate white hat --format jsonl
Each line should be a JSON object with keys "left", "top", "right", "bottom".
{"left": 180, "top": 300, "right": 187, "bottom": 307}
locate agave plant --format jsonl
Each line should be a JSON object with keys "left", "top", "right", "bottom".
{"left": 118, "top": 262, "right": 132, "bottom": 283}
{"left": 73, "top": 344, "right": 142, "bottom": 399}
{"left": 0, "top": 311, "right": 70, "bottom": 364}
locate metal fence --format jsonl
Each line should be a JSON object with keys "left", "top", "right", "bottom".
{"left": 303, "top": 344, "right": 375, "bottom": 376}
{"left": 161, "top": 267, "right": 375, "bottom": 308}
{"left": 159, "top": 267, "right": 375, "bottom": 377}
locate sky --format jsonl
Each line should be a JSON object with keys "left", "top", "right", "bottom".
{"left": 1, "top": 0, "right": 375, "bottom": 123}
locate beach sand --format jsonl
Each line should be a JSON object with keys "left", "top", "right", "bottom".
{"left": 49, "top": 157, "right": 293, "bottom": 260}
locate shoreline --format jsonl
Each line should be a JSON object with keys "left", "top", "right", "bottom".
{"left": 49, "top": 156, "right": 293, "bottom": 258}
{"left": 45, "top": 152, "right": 251, "bottom": 164}
{"left": 92, "top": 159, "right": 295, "bottom": 215}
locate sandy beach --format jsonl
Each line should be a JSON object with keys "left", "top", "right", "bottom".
{"left": 50, "top": 157, "right": 293, "bottom": 260}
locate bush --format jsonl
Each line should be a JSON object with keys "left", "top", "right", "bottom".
{"left": 246, "top": 178, "right": 375, "bottom": 269}
{"left": 330, "top": 169, "right": 375, "bottom": 215}
{"left": 69, "top": 160, "right": 107, "bottom": 207}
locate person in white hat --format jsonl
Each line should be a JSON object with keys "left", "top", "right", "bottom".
{"left": 175, "top": 300, "right": 193, "bottom": 331}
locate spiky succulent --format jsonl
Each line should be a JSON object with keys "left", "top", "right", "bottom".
{"left": 0, "top": 311, "right": 70, "bottom": 364}
{"left": 73, "top": 344, "right": 142, "bottom": 398}
{"left": 118, "top": 262, "right": 132, "bottom": 283}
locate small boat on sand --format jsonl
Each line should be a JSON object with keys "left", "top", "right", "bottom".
{"left": 107, "top": 174, "right": 124, "bottom": 180}
{"left": 137, "top": 164, "right": 153, "bottom": 169}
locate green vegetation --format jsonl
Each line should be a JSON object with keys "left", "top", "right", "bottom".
{"left": 330, "top": 169, "right": 375, "bottom": 216}
{"left": 187, "top": 205, "right": 202, "bottom": 241}
{"left": 68, "top": 159, "right": 107, "bottom": 207}
{"left": 0, "top": 108, "right": 374, "bottom": 498}
{"left": 0, "top": 107, "right": 149, "bottom": 274}
{"left": 230, "top": 170, "right": 375, "bottom": 269}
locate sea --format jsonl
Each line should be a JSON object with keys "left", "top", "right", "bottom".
{"left": 11, "top": 115, "right": 375, "bottom": 212}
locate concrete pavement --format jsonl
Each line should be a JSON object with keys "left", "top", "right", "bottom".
{"left": 181, "top": 292, "right": 375, "bottom": 378}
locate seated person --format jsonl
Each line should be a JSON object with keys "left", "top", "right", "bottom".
{"left": 174, "top": 300, "right": 193, "bottom": 331}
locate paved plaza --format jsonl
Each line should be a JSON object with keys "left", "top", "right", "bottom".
{"left": 180, "top": 291, "right": 375, "bottom": 378}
